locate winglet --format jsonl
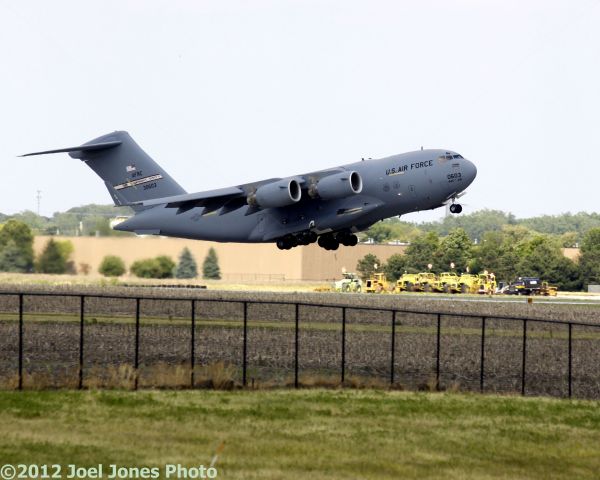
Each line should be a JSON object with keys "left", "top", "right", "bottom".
{"left": 19, "top": 140, "right": 122, "bottom": 158}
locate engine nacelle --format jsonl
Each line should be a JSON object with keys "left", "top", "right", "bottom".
{"left": 310, "top": 171, "right": 363, "bottom": 200}
{"left": 248, "top": 179, "right": 302, "bottom": 208}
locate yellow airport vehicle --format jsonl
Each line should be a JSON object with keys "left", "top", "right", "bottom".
{"left": 435, "top": 272, "right": 461, "bottom": 293}
{"left": 365, "top": 273, "right": 391, "bottom": 293}
{"left": 396, "top": 272, "right": 437, "bottom": 293}
{"left": 413, "top": 272, "right": 438, "bottom": 292}
{"left": 458, "top": 273, "right": 480, "bottom": 294}
{"left": 333, "top": 272, "right": 363, "bottom": 293}
{"left": 540, "top": 281, "right": 558, "bottom": 296}
{"left": 395, "top": 273, "right": 421, "bottom": 292}
{"left": 477, "top": 272, "right": 496, "bottom": 295}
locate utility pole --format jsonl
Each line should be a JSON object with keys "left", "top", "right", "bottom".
{"left": 36, "top": 190, "right": 42, "bottom": 216}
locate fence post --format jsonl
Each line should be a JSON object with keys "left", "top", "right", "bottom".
{"left": 18, "top": 294, "right": 23, "bottom": 391}
{"left": 78, "top": 296, "right": 85, "bottom": 390}
{"left": 190, "top": 300, "right": 196, "bottom": 389}
{"left": 134, "top": 298, "right": 140, "bottom": 390}
{"left": 390, "top": 311, "right": 396, "bottom": 385}
{"left": 521, "top": 319, "right": 527, "bottom": 396}
{"left": 341, "top": 307, "right": 346, "bottom": 385}
{"left": 436, "top": 313, "right": 441, "bottom": 388}
{"left": 242, "top": 302, "right": 247, "bottom": 387}
{"left": 480, "top": 317, "right": 486, "bottom": 393}
{"left": 294, "top": 303, "right": 299, "bottom": 389}
{"left": 568, "top": 323, "right": 572, "bottom": 399}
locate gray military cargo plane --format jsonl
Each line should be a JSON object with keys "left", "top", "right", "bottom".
{"left": 23, "top": 131, "right": 477, "bottom": 250}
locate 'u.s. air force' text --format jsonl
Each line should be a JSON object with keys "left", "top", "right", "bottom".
{"left": 386, "top": 160, "right": 433, "bottom": 176}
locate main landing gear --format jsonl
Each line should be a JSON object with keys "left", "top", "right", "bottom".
{"left": 276, "top": 231, "right": 358, "bottom": 251}
{"left": 449, "top": 203, "right": 463, "bottom": 214}
{"left": 318, "top": 231, "right": 358, "bottom": 251}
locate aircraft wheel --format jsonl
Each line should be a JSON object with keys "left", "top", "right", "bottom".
{"left": 318, "top": 236, "right": 328, "bottom": 249}
{"left": 330, "top": 239, "right": 340, "bottom": 250}
{"left": 276, "top": 239, "right": 286, "bottom": 250}
{"left": 348, "top": 235, "right": 358, "bottom": 246}
{"left": 450, "top": 204, "right": 463, "bottom": 214}
{"left": 307, "top": 231, "right": 318, "bottom": 244}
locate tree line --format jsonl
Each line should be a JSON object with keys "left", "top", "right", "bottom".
{"left": 0, "top": 219, "right": 222, "bottom": 280}
{"left": 357, "top": 226, "right": 600, "bottom": 291}
{"left": 363, "top": 209, "right": 600, "bottom": 246}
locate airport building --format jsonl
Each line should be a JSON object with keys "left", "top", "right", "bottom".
{"left": 33, "top": 236, "right": 408, "bottom": 281}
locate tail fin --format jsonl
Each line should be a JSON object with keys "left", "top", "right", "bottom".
{"left": 22, "top": 131, "right": 186, "bottom": 210}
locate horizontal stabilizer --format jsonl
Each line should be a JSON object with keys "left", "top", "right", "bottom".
{"left": 20, "top": 141, "right": 122, "bottom": 158}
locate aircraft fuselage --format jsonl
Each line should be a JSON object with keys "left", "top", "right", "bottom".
{"left": 117, "top": 149, "right": 477, "bottom": 243}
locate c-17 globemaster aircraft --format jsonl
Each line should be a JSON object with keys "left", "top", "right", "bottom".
{"left": 23, "top": 131, "right": 477, "bottom": 250}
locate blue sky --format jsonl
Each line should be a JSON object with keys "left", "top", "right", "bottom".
{"left": 2, "top": 0, "right": 599, "bottom": 222}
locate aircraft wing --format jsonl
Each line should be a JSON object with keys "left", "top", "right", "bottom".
{"left": 134, "top": 186, "right": 247, "bottom": 215}
{"left": 133, "top": 167, "right": 352, "bottom": 216}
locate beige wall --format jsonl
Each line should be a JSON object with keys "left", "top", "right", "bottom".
{"left": 33, "top": 236, "right": 580, "bottom": 281}
{"left": 301, "top": 244, "right": 407, "bottom": 280}
{"left": 34, "top": 236, "right": 303, "bottom": 281}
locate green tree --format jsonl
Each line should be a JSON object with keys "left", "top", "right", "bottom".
{"left": 175, "top": 247, "right": 198, "bottom": 279}
{"left": 0, "top": 220, "right": 34, "bottom": 271}
{"left": 0, "top": 239, "right": 29, "bottom": 272}
{"left": 356, "top": 253, "right": 382, "bottom": 280}
{"left": 365, "top": 223, "right": 395, "bottom": 243}
{"left": 470, "top": 230, "right": 519, "bottom": 281}
{"left": 36, "top": 238, "right": 67, "bottom": 274}
{"left": 383, "top": 253, "right": 407, "bottom": 281}
{"left": 437, "top": 228, "right": 473, "bottom": 273}
{"left": 99, "top": 255, "right": 126, "bottom": 277}
{"left": 579, "top": 227, "right": 600, "bottom": 288}
{"left": 202, "top": 248, "right": 221, "bottom": 280}
{"left": 517, "top": 235, "right": 582, "bottom": 291}
{"left": 404, "top": 232, "right": 440, "bottom": 272}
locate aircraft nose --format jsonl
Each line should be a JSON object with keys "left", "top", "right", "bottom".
{"left": 463, "top": 159, "right": 477, "bottom": 184}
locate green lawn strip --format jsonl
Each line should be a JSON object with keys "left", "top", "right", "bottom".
{"left": 0, "top": 390, "right": 598, "bottom": 480}
{"left": 1, "top": 312, "right": 600, "bottom": 340}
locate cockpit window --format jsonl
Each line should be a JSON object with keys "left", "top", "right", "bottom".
{"left": 439, "top": 153, "right": 463, "bottom": 161}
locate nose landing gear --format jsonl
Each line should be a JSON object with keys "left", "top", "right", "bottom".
{"left": 449, "top": 203, "right": 463, "bottom": 214}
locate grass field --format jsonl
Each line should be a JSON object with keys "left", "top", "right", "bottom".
{"left": 0, "top": 390, "right": 599, "bottom": 479}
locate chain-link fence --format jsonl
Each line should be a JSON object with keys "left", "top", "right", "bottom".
{"left": 0, "top": 292, "right": 599, "bottom": 398}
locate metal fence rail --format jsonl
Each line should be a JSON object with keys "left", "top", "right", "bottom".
{"left": 1, "top": 291, "right": 599, "bottom": 398}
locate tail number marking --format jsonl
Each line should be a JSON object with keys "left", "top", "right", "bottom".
{"left": 114, "top": 174, "right": 163, "bottom": 190}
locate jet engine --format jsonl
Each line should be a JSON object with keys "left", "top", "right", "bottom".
{"left": 309, "top": 171, "right": 363, "bottom": 200}
{"left": 248, "top": 179, "right": 302, "bottom": 208}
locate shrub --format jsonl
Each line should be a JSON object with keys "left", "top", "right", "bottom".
{"left": 156, "top": 256, "right": 175, "bottom": 279}
{"left": 130, "top": 256, "right": 175, "bottom": 279}
{"left": 130, "top": 259, "right": 162, "bottom": 278}
{"left": 99, "top": 255, "right": 126, "bottom": 277}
